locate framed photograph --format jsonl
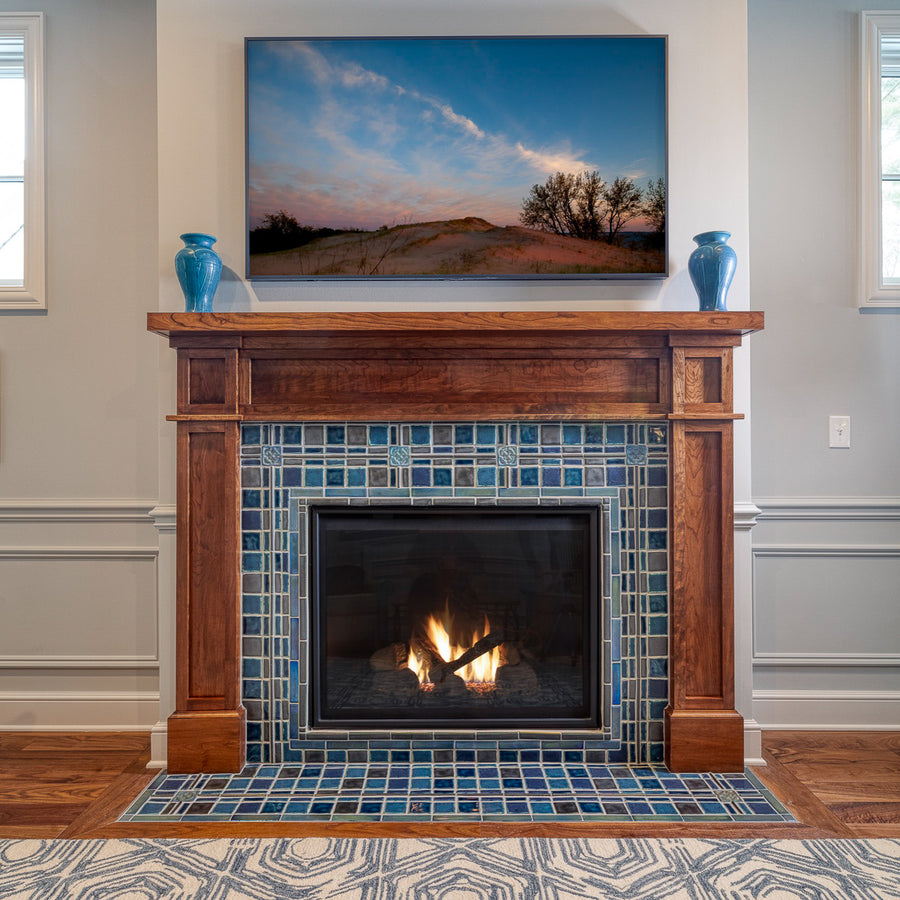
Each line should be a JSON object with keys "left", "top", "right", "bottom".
{"left": 245, "top": 35, "right": 667, "bottom": 280}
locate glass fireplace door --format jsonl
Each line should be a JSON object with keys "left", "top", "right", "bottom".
{"left": 310, "top": 506, "right": 599, "bottom": 729}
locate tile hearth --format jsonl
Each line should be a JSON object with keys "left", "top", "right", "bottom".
{"left": 122, "top": 760, "right": 791, "bottom": 824}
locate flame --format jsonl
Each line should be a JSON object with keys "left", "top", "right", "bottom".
{"left": 407, "top": 606, "right": 500, "bottom": 691}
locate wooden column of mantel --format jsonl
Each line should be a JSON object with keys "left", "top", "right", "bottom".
{"left": 148, "top": 310, "right": 764, "bottom": 774}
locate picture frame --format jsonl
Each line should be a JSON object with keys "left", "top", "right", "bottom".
{"left": 245, "top": 35, "right": 667, "bottom": 281}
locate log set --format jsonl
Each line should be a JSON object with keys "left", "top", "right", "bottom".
{"left": 148, "top": 310, "right": 764, "bottom": 773}
{"left": 423, "top": 632, "right": 504, "bottom": 684}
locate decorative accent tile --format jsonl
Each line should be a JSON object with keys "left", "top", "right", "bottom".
{"left": 388, "top": 445, "right": 411, "bottom": 466}
{"left": 261, "top": 445, "right": 283, "bottom": 467}
{"left": 497, "top": 445, "right": 518, "bottom": 467}
{"left": 626, "top": 445, "right": 648, "bottom": 465}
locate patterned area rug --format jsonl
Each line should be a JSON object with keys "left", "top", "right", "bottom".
{"left": 1, "top": 837, "right": 898, "bottom": 899}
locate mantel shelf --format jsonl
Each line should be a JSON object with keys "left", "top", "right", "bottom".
{"left": 148, "top": 310, "right": 764, "bottom": 340}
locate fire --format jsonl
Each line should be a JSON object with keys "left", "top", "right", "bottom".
{"left": 407, "top": 606, "right": 501, "bottom": 692}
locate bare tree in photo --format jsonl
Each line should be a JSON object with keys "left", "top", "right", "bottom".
{"left": 575, "top": 170, "right": 605, "bottom": 241}
{"left": 520, "top": 172, "right": 578, "bottom": 237}
{"left": 520, "top": 170, "right": 607, "bottom": 240}
{"left": 602, "top": 176, "right": 644, "bottom": 244}
{"left": 643, "top": 177, "right": 666, "bottom": 235}
{"left": 521, "top": 170, "right": 650, "bottom": 244}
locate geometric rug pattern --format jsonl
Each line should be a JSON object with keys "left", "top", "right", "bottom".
{"left": 120, "top": 764, "right": 793, "bottom": 824}
{"left": 1, "top": 837, "right": 898, "bottom": 899}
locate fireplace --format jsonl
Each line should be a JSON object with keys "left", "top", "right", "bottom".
{"left": 310, "top": 505, "right": 598, "bottom": 730}
{"left": 148, "top": 310, "right": 763, "bottom": 774}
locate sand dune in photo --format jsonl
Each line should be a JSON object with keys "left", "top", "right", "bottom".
{"left": 248, "top": 217, "right": 664, "bottom": 277}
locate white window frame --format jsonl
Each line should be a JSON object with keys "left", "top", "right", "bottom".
{"left": 0, "top": 13, "right": 44, "bottom": 310}
{"left": 860, "top": 11, "right": 900, "bottom": 308}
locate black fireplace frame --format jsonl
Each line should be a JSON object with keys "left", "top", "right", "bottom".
{"left": 309, "top": 504, "right": 601, "bottom": 731}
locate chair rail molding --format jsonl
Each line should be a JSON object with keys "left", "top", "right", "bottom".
{"left": 0, "top": 499, "right": 159, "bottom": 522}
{"left": 755, "top": 497, "right": 900, "bottom": 521}
{"left": 734, "top": 501, "right": 762, "bottom": 530}
{"left": 150, "top": 504, "right": 177, "bottom": 534}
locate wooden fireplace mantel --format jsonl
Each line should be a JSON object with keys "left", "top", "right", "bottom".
{"left": 149, "top": 310, "right": 764, "bottom": 773}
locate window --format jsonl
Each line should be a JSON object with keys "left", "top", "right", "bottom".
{"left": 860, "top": 12, "right": 900, "bottom": 308}
{"left": 0, "top": 14, "right": 44, "bottom": 310}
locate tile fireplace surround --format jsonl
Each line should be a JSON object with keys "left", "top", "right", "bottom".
{"left": 148, "top": 310, "right": 763, "bottom": 776}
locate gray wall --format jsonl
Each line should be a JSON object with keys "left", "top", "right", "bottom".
{"left": 2, "top": 0, "right": 896, "bottom": 738}
{"left": 749, "top": 0, "right": 900, "bottom": 727}
{"left": 0, "top": 0, "right": 161, "bottom": 728}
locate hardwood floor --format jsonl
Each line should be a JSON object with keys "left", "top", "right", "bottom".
{"left": 0, "top": 731, "right": 897, "bottom": 839}
{"left": 761, "top": 731, "right": 900, "bottom": 838}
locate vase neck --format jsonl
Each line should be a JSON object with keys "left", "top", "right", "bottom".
{"left": 180, "top": 232, "right": 217, "bottom": 248}
{"left": 693, "top": 230, "right": 731, "bottom": 246}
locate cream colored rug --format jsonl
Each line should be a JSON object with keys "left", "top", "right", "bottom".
{"left": 1, "top": 837, "right": 898, "bottom": 899}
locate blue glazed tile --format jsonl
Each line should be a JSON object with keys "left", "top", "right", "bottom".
{"left": 541, "top": 468, "right": 561, "bottom": 487}
{"left": 304, "top": 467, "right": 323, "bottom": 487}
{"left": 241, "top": 510, "right": 262, "bottom": 531}
{"left": 476, "top": 468, "right": 496, "bottom": 487}
{"left": 648, "top": 466, "right": 666, "bottom": 485}
{"left": 433, "top": 468, "right": 452, "bottom": 486}
{"left": 242, "top": 489, "right": 262, "bottom": 509}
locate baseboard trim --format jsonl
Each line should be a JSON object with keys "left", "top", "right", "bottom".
{"left": 743, "top": 718, "right": 764, "bottom": 766}
{"left": 753, "top": 689, "right": 900, "bottom": 730}
{"left": 0, "top": 691, "right": 160, "bottom": 730}
{"left": 149, "top": 719, "right": 168, "bottom": 769}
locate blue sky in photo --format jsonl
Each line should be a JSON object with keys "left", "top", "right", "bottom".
{"left": 247, "top": 36, "right": 666, "bottom": 231}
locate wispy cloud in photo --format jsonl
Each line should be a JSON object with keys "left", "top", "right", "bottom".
{"left": 247, "top": 37, "right": 666, "bottom": 231}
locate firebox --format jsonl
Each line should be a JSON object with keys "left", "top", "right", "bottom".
{"left": 310, "top": 506, "right": 599, "bottom": 730}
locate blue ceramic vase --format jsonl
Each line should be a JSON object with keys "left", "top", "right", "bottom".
{"left": 688, "top": 231, "right": 737, "bottom": 311}
{"left": 175, "top": 233, "right": 222, "bottom": 313}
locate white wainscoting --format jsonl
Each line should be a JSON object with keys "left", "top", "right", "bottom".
{"left": 0, "top": 500, "right": 160, "bottom": 731}
{"left": 752, "top": 498, "right": 900, "bottom": 730}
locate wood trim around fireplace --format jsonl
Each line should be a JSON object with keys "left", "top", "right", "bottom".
{"left": 149, "top": 310, "right": 763, "bottom": 773}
